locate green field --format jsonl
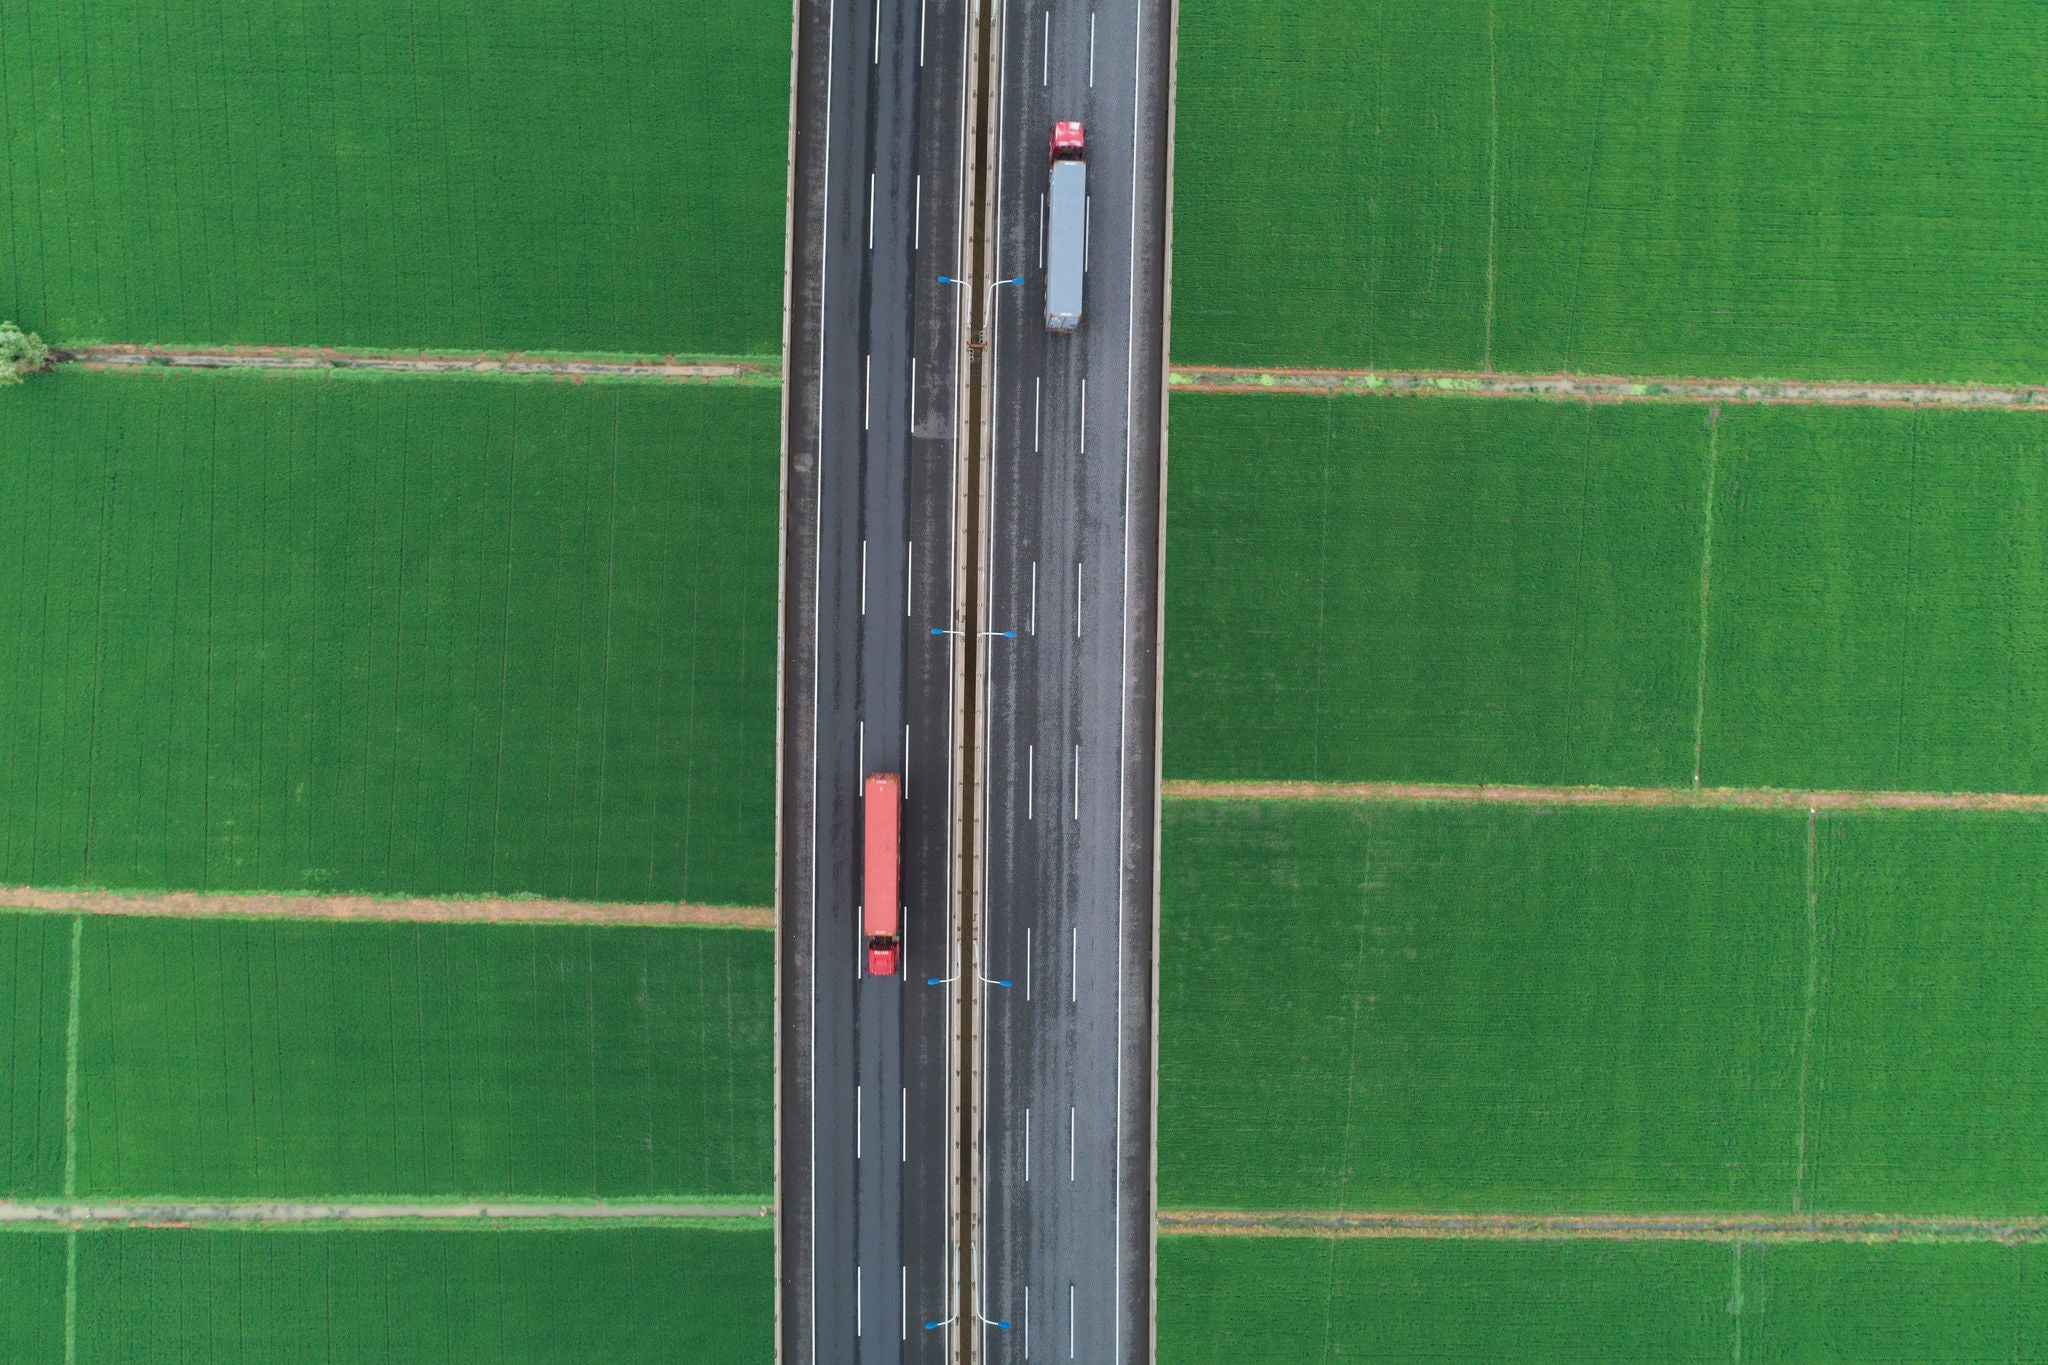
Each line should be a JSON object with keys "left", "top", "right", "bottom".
{"left": 1702, "top": 405, "right": 2048, "bottom": 792}
{"left": 1158, "top": 1235, "right": 2048, "bottom": 1363}
{"left": 0, "top": 913, "right": 69, "bottom": 1196}
{"left": 1159, "top": 800, "right": 1808, "bottom": 1212}
{"left": 57, "top": 1225, "right": 772, "bottom": 1363}
{"left": 1162, "top": 393, "right": 1707, "bottom": 786}
{"left": 1174, "top": 0, "right": 2048, "bottom": 383}
{"left": 1161, "top": 800, "right": 2048, "bottom": 1216}
{"left": 0, "top": 368, "right": 777, "bottom": 905}
{"left": 0, "top": 0, "right": 789, "bottom": 358}
{"left": 0, "top": 1232, "right": 65, "bottom": 1361}
{"left": 64, "top": 916, "right": 772, "bottom": 1201}
{"left": 1166, "top": 392, "right": 2048, "bottom": 795}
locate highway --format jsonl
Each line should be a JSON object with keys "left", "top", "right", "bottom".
{"left": 973, "top": 0, "right": 1171, "bottom": 1360}
{"left": 777, "top": 0, "right": 973, "bottom": 1355}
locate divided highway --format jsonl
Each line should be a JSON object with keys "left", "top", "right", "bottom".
{"left": 779, "top": 0, "right": 972, "bottom": 1356}
{"left": 973, "top": 0, "right": 1170, "bottom": 1359}
{"left": 780, "top": 0, "right": 1171, "bottom": 1356}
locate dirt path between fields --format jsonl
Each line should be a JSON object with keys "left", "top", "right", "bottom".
{"left": 0, "top": 1200, "right": 769, "bottom": 1227}
{"left": 1162, "top": 779, "right": 2048, "bottom": 813}
{"left": 62, "top": 344, "right": 779, "bottom": 384}
{"left": 0, "top": 885, "right": 773, "bottom": 930}
{"left": 1160, "top": 1209, "right": 2048, "bottom": 1245}
{"left": 1171, "top": 365, "right": 2048, "bottom": 410}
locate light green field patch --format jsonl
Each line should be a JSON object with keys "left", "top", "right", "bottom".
{"left": 0, "top": 0, "right": 789, "bottom": 357}
{"left": 1703, "top": 405, "right": 2048, "bottom": 793}
{"left": 1162, "top": 393, "right": 1707, "bottom": 786}
{"left": 1158, "top": 1235, "right": 1729, "bottom": 1362}
{"left": 1174, "top": 0, "right": 2048, "bottom": 383}
{"left": 1158, "top": 801, "right": 1808, "bottom": 1212}
{"left": 0, "top": 913, "right": 68, "bottom": 1196}
{"left": 72, "top": 916, "right": 772, "bottom": 1201}
{"left": 69, "top": 1225, "right": 770, "bottom": 1363}
{"left": 1805, "top": 813, "right": 2048, "bottom": 1216}
{"left": 0, "top": 369, "right": 776, "bottom": 905}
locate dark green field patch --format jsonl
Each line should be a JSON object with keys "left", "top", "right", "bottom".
{"left": 72, "top": 916, "right": 772, "bottom": 1200}
{"left": 0, "top": 1232, "right": 66, "bottom": 1360}
{"left": 1158, "top": 1235, "right": 1729, "bottom": 1362}
{"left": 1158, "top": 801, "right": 1809, "bottom": 1212}
{"left": 0, "top": 913, "right": 68, "bottom": 1196}
{"left": 71, "top": 1224, "right": 771, "bottom": 1364}
{"left": 0, "top": 0, "right": 788, "bottom": 357}
{"left": 1162, "top": 393, "right": 1707, "bottom": 786}
{"left": 0, "top": 369, "right": 776, "bottom": 905}
{"left": 1158, "top": 1234, "right": 2048, "bottom": 1363}
{"left": 1703, "top": 405, "right": 2048, "bottom": 793}
{"left": 1805, "top": 813, "right": 2048, "bottom": 1216}
{"left": 1174, "top": 0, "right": 2048, "bottom": 383}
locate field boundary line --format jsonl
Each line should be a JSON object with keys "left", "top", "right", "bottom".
{"left": 60, "top": 345, "right": 782, "bottom": 386}
{"left": 1163, "top": 779, "right": 2048, "bottom": 813}
{"left": 1482, "top": 1, "right": 1498, "bottom": 372}
{"left": 0, "top": 1200, "right": 771, "bottom": 1228}
{"left": 0, "top": 887, "right": 773, "bottom": 930}
{"left": 63, "top": 917, "right": 80, "bottom": 1365}
{"left": 1159, "top": 1209, "right": 2048, "bottom": 1246}
{"left": 1168, "top": 365, "right": 2048, "bottom": 411}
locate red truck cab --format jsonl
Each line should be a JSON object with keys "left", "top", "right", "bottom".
{"left": 863, "top": 773, "right": 902, "bottom": 977}
{"left": 1050, "top": 120, "right": 1085, "bottom": 161}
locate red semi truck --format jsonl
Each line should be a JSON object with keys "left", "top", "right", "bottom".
{"left": 863, "top": 773, "right": 902, "bottom": 977}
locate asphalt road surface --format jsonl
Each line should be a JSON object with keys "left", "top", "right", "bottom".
{"left": 974, "top": 0, "right": 1171, "bottom": 1359}
{"left": 779, "top": 0, "right": 973, "bottom": 1356}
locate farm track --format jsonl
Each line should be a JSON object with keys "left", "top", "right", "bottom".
{"left": 0, "top": 886, "right": 773, "bottom": 929}
{"left": 62, "top": 344, "right": 781, "bottom": 385}
{"left": 1171, "top": 365, "right": 2048, "bottom": 411}
{"left": 1163, "top": 779, "right": 2048, "bottom": 813}
{"left": 0, "top": 1200, "right": 770, "bottom": 1227}
{"left": 1159, "top": 1209, "right": 2048, "bottom": 1246}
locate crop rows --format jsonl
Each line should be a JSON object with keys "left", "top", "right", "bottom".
{"left": 1174, "top": 0, "right": 2048, "bottom": 384}
{"left": 1165, "top": 392, "right": 2048, "bottom": 794}
{"left": 0, "top": 0, "right": 790, "bottom": 358}
{"left": 1159, "top": 1235, "right": 2048, "bottom": 1363}
{"left": 0, "top": 911, "right": 774, "bottom": 1201}
{"left": 0, "top": 1225, "right": 771, "bottom": 1363}
{"left": 0, "top": 369, "right": 778, "bottom": 906}
{"left": 1160, "top": 800, "right": 2048, "bottom": 1216}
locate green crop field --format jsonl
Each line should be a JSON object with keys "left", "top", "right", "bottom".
{"left": 1162, "top": 393, "right": 1707, "bottom": 787}
{"left": 1175, "top": 0, "right": 2048, "bottom": 383}
{"left": 60, "top": 1225, "right": 772, "bottom": 1363}
{"left": 1167, "top": 392, "right": 2048, "bottom": 795}
{"left": 63, "top": 916, "right": 772, "bottom": 1201}
{"left": 1158, "top": 799, "right": 1809, "bottom": 1212}
{"left": 1161, "top": 800, "right": 2048, "bottom": 1216}
{"left": 0, "top": 0, "right": 789, "bottom": 358}
{"left": 0, "top": 1233, "right": 65, "bottom": 1360}
{"left": 0, "top": 368, "right": 777, "bottom": 905}
{"left": 1701, "top": 405, "right": 2048, "bottom": 793}
{"left": 1158, "top": 1235, "right": 2048, "bottom": 1363}
{"left": 0, "top": 912, "right": 69, "bottom": 1196}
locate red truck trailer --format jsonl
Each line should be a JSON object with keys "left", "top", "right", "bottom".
{"left": 863, "top": 773, "right": 902, "bottom": 977}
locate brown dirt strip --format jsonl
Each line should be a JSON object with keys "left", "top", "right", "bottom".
{"left": 0, "top": 886, "right": 773, "bottom": 930}
{"left": 61, "top": 344, "right": 779, "bottom": 385}
{"left": 0, "top": 1200, "right": 769, "bottom": 1228}
{"left": 1170, "top": 365, "right": 2048, "bottom": 411}
{"left": 1160, "top": 1209, "right": 2048, "bottom": 1246}
{"left": 1162, "top": 779, "right": 2048, "bottom": 813}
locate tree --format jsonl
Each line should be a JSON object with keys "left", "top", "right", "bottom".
{"left": 0, "top": 323, "right": 51, "bottom": 385}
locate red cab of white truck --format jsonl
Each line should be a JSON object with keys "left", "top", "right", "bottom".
{"left": 1050, "top": 120, "right": 1085, "bottom": 161}
{"left": 863, "top": 773, "right": 902, "bottom": 977}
